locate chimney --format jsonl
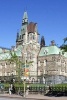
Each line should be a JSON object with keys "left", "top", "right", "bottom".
{"left": 51, "top": 40, "right": 55, "bottom": 46}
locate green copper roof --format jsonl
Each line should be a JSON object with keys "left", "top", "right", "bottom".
{"left": 0, "top": 47, "right": 10, "bottom": 54}
{"left": 15, "top": 45, "right": 22, "bottom": 56}
{"left": 0, "top": 45, "right": 67, "bottom": 61}
{"left": 0, "top": 52, "right": 10, "bottom": 60}
{"left": 0, "top": 45, "right": 23, "bottom": 60}
{"left": 64, "top": 52, "right": 67, "bottom": 57}
{"left": 19, "top": 11, "right": 28, "bottom": 36}
{"left": 19, "top": 24, "right": 27, "bottom": 35}
{"left": 39, "top": 45, "right": 67, "bottom": 58}
{"left": 23, "top": 11, "right": 28, "bottom": 19}
{"left": 0, "top": 48, "right": 3, "bottom": 53}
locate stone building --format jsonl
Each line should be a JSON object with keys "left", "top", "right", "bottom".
{"left": 38, "top": 41, "right": 67, "bottom": 85}
{"left": 0, "top": 11, "right": 40, "bottom": 82}
{"left": 0, "top": 11, "right": 67, "bottom": 84}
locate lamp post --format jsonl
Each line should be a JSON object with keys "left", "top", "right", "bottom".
{"left": 23, "top": 52, "right": 27, "bottom": 98}
{"left": 18, "top": 42, "right": 32, "bottom": 97}
{"left": 23, "top": 42, "right": 33, "bottom": 97}
{"left": 22, "top": 42, "right": 30, "bottom": 97}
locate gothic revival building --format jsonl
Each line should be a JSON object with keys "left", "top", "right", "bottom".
{"left": 0, "top": 11, "right": 67, "bottom": 84}
{"left": 0, "top": 11, "right": 40, "bottom": 82}
{"left": 16, "top": 11, "right": 40, "bottom": 81}
{"left": 38, "top": 41, "right": 67, "bottom": 85}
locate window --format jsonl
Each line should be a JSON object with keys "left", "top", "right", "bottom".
{"left": 33, "top": 34, "right": 35, "bottom": 40}
{"left": 30, "top": 33, "right": 32, "bottom": 40}
{"left": 65, "top": 62, "right": 67, "bottom": 73}
{"left": 44, "top": 60, "right": 46, "bottom": 66}
{"left": 0, "top": 65, "right": 2, "bottom": 69}
{"left": 20, "top": 35, "right": 21, "bottom": 39}
{"left": 44, "top": 50, "right": 48, "bottom": 54}
{"left": 52, "top": 56, "right": 56, "bottom": 61}
{"left": 14, "top": 63, "right": 16, "bottom": 67}
{"left": 38, "top": 70, "right": 40, "bottom": 75}
{"left": 38, "top": 61, "right": 40, "bottom": 66}
{"left": 28, "top": 34, "right": 29, "bottom": 42}
{"left": 5, "top": 72, "right": 7, "bottom": 76}
{"left": 0, "top": 72, "right": 2, "bottom": 76}
{"left": 22, "top": 35, "right": 23, "bottom": 39}
{"left": 14, "top": 71, "right": 16, "bottom": 75}
{"left": 5, "top": 63, "right": 7, "bottom": 68}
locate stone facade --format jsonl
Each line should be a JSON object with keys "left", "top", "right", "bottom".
{"left": 38, "top": 49, "right": 67, "bottom": 85}
{"left": 0, "top": 11, "right": 40, "bottom": 82}
{"left": 0, "top": 11, "right": 67, "bottom": 84}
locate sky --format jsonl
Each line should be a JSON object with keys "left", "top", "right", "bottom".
{"left": 0, "top": 0, "right": 67, "bottom": 48}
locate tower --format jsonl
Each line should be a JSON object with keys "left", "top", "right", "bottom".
{"left": 16, "top": 11, "right": 40, "bottom": 81}
{"left": 16, "top": 11, "right": 28, "bottom": 47}
{"left": 40, "top": 36, "right": 45, "bottom": 48}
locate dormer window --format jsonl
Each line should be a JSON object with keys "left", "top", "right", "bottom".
{"left": 59, "top": 52, "right": 61, "bottom": 55}
{"left": 33, "top": 34, "right": 35, "bottom": 40}
{"left": 44, "top": 50, "right": 48, "bottom": 54}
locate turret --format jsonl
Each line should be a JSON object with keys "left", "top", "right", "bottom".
{"left": 22, "top": 11, "right": 28, "bottom": 25}
{"left": 40, "top": 36, "right": 45, "bottom": 49}
{"left": 16, "top": 11, "right": 28, "bottom": 47}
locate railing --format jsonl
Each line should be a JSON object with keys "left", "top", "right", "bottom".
{"left": 45, "top": 86, "right": 67, "bottom": 96}
{"left": 3, "top": 86, "right": 67, "bottom": 96}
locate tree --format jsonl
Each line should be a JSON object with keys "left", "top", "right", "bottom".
{"left": 7, "top": 51, "right": 23, "bottom": 83}
{"left": 60, "top": 37, "right": 67, "bottom": 52}
{"left": 6, "top": 51, "right": 33, "bottom": 83}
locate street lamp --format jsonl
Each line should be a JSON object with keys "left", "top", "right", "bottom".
{"left": 17, "top": 42, "right": 32, "bottom": 97}
{"left": 23, "top": 52, "right": 27, "bottom": 98}
{"left": 22, "top": 42, "right": 30, "bottom": 97}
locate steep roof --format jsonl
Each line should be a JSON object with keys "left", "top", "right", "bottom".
{"left": 23, "top": 11, "right": 28, "bottom": 20}
{"left": 0, "top": 47, "right": 11, "bottom": 54}
{"left": 39, "top": 45, "right": 67, "bottom": 58}
{"left": 0, "top": 45, "right": 22, "bottom": 60}
{"left": 27, "top": 22, "right": 36, "bottom": 33}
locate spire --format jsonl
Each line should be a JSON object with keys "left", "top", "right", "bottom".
{"left": 40, "top": 36, "right": 45, "bottom": 49}
{"left": 22, "top": 11, "right": 28, "bottom": 25}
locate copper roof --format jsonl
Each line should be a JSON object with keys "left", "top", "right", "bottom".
{"left": 27, "top": 22, "right": 36, "bottom": 33}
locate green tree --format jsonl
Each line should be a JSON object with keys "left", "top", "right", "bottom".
{"left": 6, "top": 51, "right": 33, "bottom": 83}
{"left": 60, "top": 37, "right": 67, "bottom": 52}
{"left": 7, "top": 51, "right": 23, "bottom": 83}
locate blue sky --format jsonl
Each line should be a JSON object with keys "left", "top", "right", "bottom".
{"left": 0, "top": 0, "right": 67, "bottom": 48}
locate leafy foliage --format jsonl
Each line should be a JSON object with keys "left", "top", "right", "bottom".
{"left": 6, "top": 51, "right": 23, "bottom": 83}
{"left": 60, "top": 37, "right": 67, "bottom": 52}
{"left": 9, "top": 51, "right": 18, "bottom": 63}
{"left": 60, "top": 44, "right": 67, "bottom": 52}
{"left": 6, "top": 51, "right": 33, "bottom": 83}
